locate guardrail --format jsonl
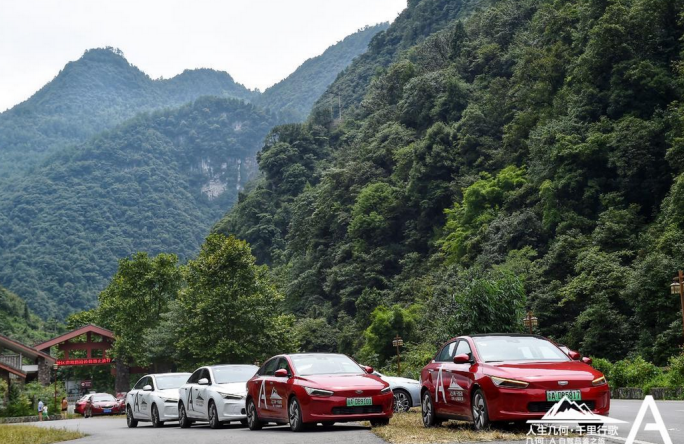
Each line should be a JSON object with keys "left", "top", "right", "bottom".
{"left": 0, "top": 354, "right": 22, "bottom": 370}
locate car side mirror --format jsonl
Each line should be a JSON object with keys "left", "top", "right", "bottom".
{"left": 582, "top": 357, "right": 593, "bottom": 365}
{"left": 274, "top": 369, "right": 289, "bottom": 378}
{"left": 142, "top": 385, "right": 153, "bottom": 391}
{"left": 363, "top": 366, "right": 374, "bottom": 374}
{"left": 198, "top": 378, "right": 209, "bottom": 385}
{"left": 568, "top": 351, "right": 581, "bottom": 360}
{"left": 453, "top": 354, "right": 471, "bottom": 364}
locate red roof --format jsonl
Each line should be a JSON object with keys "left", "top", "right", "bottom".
{"left": 34, "top": 324, "right": 115, "bottom": 352}
{"left": 0, "top": 361, "right": 26, "bottom": 378}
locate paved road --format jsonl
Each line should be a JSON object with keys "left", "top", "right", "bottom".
{"left": 24, "top": 400, "right": 684, "bottom": 444}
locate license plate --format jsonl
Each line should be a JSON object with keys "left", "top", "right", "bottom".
{"left": 546, "top": 390, "right": 581, "bottom": 402}
{"left": 346, "top": 397, "right": 372, "bottom": 407}
{"left": 103, "top": 409, "right": 111, "bottom": 413}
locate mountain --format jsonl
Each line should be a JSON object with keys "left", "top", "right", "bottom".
{"left": 215, "top": 0, "right": 684, "bottom": 366}
{"left": 0, "top": 96, "right": 275, "bottom": 319}
{"left": 255, "top": 24, "right": 389, "bottom": 121}
{"left": 0, "top": 47, "right": 258, "bottom": 177}
{"left": 0, "top": 285, "right": 54, "bottom": 345}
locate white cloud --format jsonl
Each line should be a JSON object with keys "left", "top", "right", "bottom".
{"left": 0, "top": 0, "right": 406, "bottom": 111}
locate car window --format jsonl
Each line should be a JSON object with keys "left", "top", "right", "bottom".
{"left": 290, "top": 354, "right": 365, "bottom": 376}
{"left": 473, "top": 336, "right": 571, "bottom": 362}
{"left": 260, "top": 358, "right": 279, "bottom": 376}
{"left": 436, "top": 341, "right": 457, "bottom": 362}
{"left": 455, "top": 340, "right": 472, "bottom": 358}
{"left": 156, "top": 374, "right": 191, "bottom": 390}
{"left": 276, "top": 358, "right": 292, "bottom": 375}
{"left": 187, "top": 369, "right": 202, "bottom": 384}
{"left": 200, "top": 368, "right": 211, "bottom": 384}
{"left": 133, "top": 377, "right": 147, "bottom": 390}
{"left": 213, "top": 365, "right": 259, "bottom": 383}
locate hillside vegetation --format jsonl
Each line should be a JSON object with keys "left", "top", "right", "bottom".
{"left": 0, "top": 285, "right": 55, "bottom": 345}
{"left": 216, "top": 0, "right": 684, "bottom": 368}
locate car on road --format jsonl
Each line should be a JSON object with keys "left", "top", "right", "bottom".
{"left": 178, "top": 364, "right": 259, "bottom": 429}
{"left": 125, "top": 372, "right": 191, "bottom": 428}
{"left": 373, "top": 371, "right": 420, "bottom": 413}
{"left": 81, "top": 392, "right": 123, "bottom": 417}
{"left": 420, "top": 334, "right": 610, "bottom": 429}
{"left": 74, "top": 394, "right": 91, "bottom": 415}
{"left": 245, "top": 353, "right": 393, "bottom": 432}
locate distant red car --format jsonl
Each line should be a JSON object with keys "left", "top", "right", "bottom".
{"left": 420, "top": 334, "right": 610, "bottom": 429}
{"left": 74, "top": 394, "right": 90, "bottom": 415}
{"left": 80, "top": 393, "right": 123, "bottom": 417}
{"left": 245, "top": 353, "right": 393, "bottom": 431}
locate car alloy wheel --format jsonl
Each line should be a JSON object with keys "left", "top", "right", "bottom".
{"left": 288, "top": 397, "right": 305, "bottom": 432}
{"left": 178, "top": 403, "right": 191, "bottom": 428}
{"left": 209, "top": 401, "right": 222, "bottom": 429}
{"left": 421, "top": 391, "right": 436, "bottom": 427}
{"left": 472, "top": 389, "right": 490, "bottom": 430}
{"left": 151, "top": 404, "right": 162, "bottom": 428}
{"left": 246, "top": 398, "right": 262, "bottom": 430}
{"left": 126, "top": 406, "right": 138, "bottom": 428}
{"left": 394, "top": 389, "right": 411, "bottom": 413}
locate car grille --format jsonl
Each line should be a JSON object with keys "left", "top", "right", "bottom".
{"left": 331, "top": 405, "right": 383, "bottom": 415}
{"left": 528, "top": 401, "right": 595, "bottom": 413}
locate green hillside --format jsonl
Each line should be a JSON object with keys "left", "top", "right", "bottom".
{"left": 0, "top": 47, "right": 258, "bottom": 177}
{"left": 0, "top": 285, "right": 55, "bottom": 345}
{"left": 216, "top": 0, "right": 684, "bottom": 366}
{"left": 256, "top": 24, "right": 389, "bottom": 121}
{"left": 0, "top": 97, "right": 274, "bottom": 319}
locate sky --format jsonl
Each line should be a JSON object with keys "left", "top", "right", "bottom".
{"left": 0, "top": 0, "right": 406, "bottom": 112}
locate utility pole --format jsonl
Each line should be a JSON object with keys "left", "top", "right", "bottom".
{"left": 392, "top": 335, "right": 404, "bottom": 375}
{"left": 670, "top": 270, "right": 684, "bottom": 343}
{"left": 523, "top": 311, "right": 538, "bottom": 334}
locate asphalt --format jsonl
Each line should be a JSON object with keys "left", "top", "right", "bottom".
{"left": 21, "top": 400, "right": 684, "bottom": 444}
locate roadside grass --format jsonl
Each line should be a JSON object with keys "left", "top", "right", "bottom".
{"left": 367, "top": 409, "right": 527, "bottom": 444}
{"left": 0, "top": 425, "right": 85, "bottom": 444}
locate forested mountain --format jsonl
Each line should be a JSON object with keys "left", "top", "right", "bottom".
{"left": 0, "top": 97, "right": 274, "bottom": 319}
{"left": 216, "top": 0, "right": 684, "bottom": 366}
{"left": 255, "top": 24, "right": 389, "bottom": 122}
{"left": 0, "top": 47, "right": 258, "bottom": 177}
{"left": 0, "top": 285, "right": 55, "bottom": 345}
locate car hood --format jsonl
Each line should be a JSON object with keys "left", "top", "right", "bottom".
{"left": 296, "top": 374, "right": 388, "bottom": 390}
{"left": 156, "top": 389, "right": 180, "bottom": 398}
{"left": 92, "top": 400, "right": 117, "bottom": 406}
{"left": 214, "top": 382, "right": 248, "bottom": 395}
{"left": 482, "top": 361, "right": 602, "bottom": 380}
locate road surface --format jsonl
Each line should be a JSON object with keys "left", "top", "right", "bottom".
{"left": 23, "top": 400, "right": 684, "bottom": 444}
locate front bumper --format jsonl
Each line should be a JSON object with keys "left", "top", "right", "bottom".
{"left": 300, "top": 392, "right": 394, "bottom": 423}
{"left": 217, "top": 397, "right": 247, "bottom": 421}
{"left": 160, "top": 402, "right": 180, "bottom": 420}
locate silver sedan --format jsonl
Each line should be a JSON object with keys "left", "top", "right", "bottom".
{"left": 374, "top": 372, "right": 421, "bottom": 412}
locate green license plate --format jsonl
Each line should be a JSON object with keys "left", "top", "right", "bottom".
{"left": 546, "top": 390, "right": 582, "bottom": 402}
{"left": 346, "top": 397, "right": 372, "bottom": 407}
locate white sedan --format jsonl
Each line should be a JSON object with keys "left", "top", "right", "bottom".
{"left": 126, "top": 372, "right": 191, "bottom": 427}
{"left": 374, "top": 372, "right": 421, "bottom": 412}
{"left": 178, "top": 364, "right": 259, "bottom": 429}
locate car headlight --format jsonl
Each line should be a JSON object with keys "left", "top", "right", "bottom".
{"left": 592, "top": 376, "right": 607, "bottom": 386}
{"left": 304, "top": 387, "right": 334, "bottom": 397}
{"left": 216, "top": 392, "right": 245, "bottom": 400}
{"left": 380, "top": 387, "right": 392, "bottom": 394}
{"left": 159, "top": 397, "right": 178, "bottom": 403}
{"left": 489, "top": 376, "right": 529, "bottom": 389}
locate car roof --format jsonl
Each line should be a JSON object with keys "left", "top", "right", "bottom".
{"left": 208, "top": 364, "right": 259, "bottom": 369}
{"left": 145, "top": 372, "right": 191, "bottom": 377}
{"left": 285, "top": 353, "right": 349, "bottom": 357}
{"left": 469, "top": 333, "right": 545, "bottom": 338}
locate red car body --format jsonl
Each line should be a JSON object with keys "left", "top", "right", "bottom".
{"left": 420, "top": 334, "right": 610, "bottom": 428}
{"left": 80, "top": 393, "right": 123, "bottom": 417}
{"left": 246, "top": 353, "right": 393, "bottom": 431}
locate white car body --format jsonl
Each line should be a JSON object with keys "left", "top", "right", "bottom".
{"left": 178, "top": 364, "right": 259, "bottom": 427}
{"left": 126, "top": 373, "right": 191, "bottom": 425}
{"left": 374, "top": 372, "right": 421, "bottom": 412}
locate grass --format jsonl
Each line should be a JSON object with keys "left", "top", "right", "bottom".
{"left": 0, "top": 425, "right": 85, "bottom": 444}
{"left": 367, "top": 409, "right": 527, "bottom": 444}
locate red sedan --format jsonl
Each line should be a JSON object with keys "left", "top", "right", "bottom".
{"left": 246, "top": 353, "right": 393, "bottom": 431}
{"left": 420, "top": 334, "right": 610, "bottom": 429}
{"left": 81, "top": 393, "right": 123, "bottom": 417}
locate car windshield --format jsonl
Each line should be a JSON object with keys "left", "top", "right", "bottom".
{"left": 291, "top": 354, "right": 364, "bottom": 376}
{"left": 473, "top": 336, "right": 570, "bottom": 363}
{"left": 156, "top": 374, "right": 190, "bottom": 390}
{"left": 212, "top": 366, "right": 258, "bottom": 384}
{"left": 92, "top": 394, "right": 116, "bottom": 402}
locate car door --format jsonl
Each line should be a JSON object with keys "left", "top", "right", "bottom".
{"left": 184, "top": 369, "right": 202, "bottom": 418}
{"left": 130, "top": 377, "right": 147, "bottom": 419}
{"left": 432, "top": 340, "right": 458, "bottom": 416}
{"left": 195, "top": 368, "right": 212, "bottom": 419}
{"left": 449, "top": 340, "right": 475, "bottom": 418}
{"left": 254, "top": 358, "right": 279, "bottom": 419}
{"left": 268, "top": 358, "right": 292, "bottom": 421}
{"left": 140, "top": 376, "right": 156, "bottom": 419}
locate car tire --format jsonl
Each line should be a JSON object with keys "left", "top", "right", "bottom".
{"left": 246, "top": 398, "right": 263, "bottom": 430}
{"left": 178, "top": 402, "right": 192, "bottom": 428}
{"left": 208, "top": 401, "right": 223, "bottom": 429}
{"left": 393, "top": 389, "right": 412, "bottom": 413}
{"left": 471, "top": 388, "right": 490, "bottom": 430}
{"left": 151, "top": 404, "right": 163, "bottom": 428}
{"left": 370, "top": 418, "right": 390, "bottom": 427}
{"left": 288, "top": 397, "right": 305, "bottom": 432}
{"left": 421, "top": 391, "right": 440, "bottom": 427}
{"left": 126, "top": 406, "right": 138, "bottom": 428}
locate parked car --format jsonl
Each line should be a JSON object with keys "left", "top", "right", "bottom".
{"left": 125, "top": 373, "right": 191, "bottom": 428}
{"left": 74, "top": 394, "right": 91, "bottom": 415}
{"left": 81, "top": 393, "right": 123, "bottom": 417}
{"left": 115, "top": 392, "right": 127, "bottom": 414}
{"left": 420, "top": 334, "right": 610, "bottom": 430}
{"left": 178, "top": 364, "right": 259, "bottom": 429}
{"left": 245, "top": 353, "right": 393, "bottom": 432}
{"left": 373, "top": 371, "right": 420, "bottom": 413}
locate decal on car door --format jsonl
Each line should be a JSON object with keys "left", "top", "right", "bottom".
{"left": 448, "top": 375, "right": 465, "bottom": 402}
{"left": 258, "top": 379, "right": 267, "bottom": 408}
{"left": 187, "top": 388, "right": 194, "bottom": 411}
{"left": 435, "top": 365, "right": 447, "bottom": 403}
{"left": 270, "top": 387, "right": 283, "bottom": 408}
